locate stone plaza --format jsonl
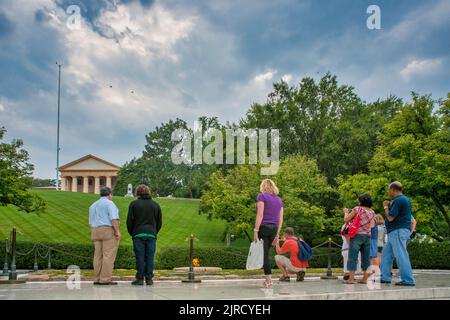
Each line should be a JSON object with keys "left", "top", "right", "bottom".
{"left": 1, "top": 270, "right": 449, "bottom": 300}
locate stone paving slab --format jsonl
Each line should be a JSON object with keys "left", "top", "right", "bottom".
{"left": 0, "top": 272, "right": 448, "bottom": 300}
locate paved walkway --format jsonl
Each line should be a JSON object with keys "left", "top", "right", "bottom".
{"left": 0, "top": 271, "right": 449, "bottom": 300}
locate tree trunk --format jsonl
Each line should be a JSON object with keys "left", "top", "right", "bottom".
{"left": 431, "top": 194, "right": 450, "bottom": 234}
{"left": 243, "top": 230, "right": 252, "bottom": 242}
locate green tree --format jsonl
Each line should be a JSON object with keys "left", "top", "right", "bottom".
{"left": 0, "top": 127, "right": 45, "bottom": 212}
{"left": 241, "top": 74, "right": 401, "bottom": 183}
{"left": 200, "top": 154, "right": 335, "bottom": 242}
{"left": 115, "top": 117, "right": 223, "bottom": 198}
{"left": 339, "top": 94, "right": 450, "bottom": 239}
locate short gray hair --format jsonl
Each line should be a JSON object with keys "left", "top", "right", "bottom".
{"left": 389, "top": 181, "right": 403, "bottom": 192}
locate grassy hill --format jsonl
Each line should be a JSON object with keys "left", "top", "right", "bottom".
{"left": 0, "top": 190, "right": 245, "bottom": 248}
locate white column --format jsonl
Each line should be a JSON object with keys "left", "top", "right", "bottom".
{"left": 71, "top": 176, "right": 78, "bottom": 192}
{"left": 83, "top": 176, "right": 89, "bottom": 193}
{"left": 94, "top": 176, "right": 100, "bottom": 194}
{"left": 106, "top": 176, "right": 112, "bottom": 189}
{"left": 61, "top": 177, "right": 66, "bottom": 191}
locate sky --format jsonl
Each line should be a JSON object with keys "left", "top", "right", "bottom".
{"left": 0, "top": 0, "right": 449, "bottom": 178}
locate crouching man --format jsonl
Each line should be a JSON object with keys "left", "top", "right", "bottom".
{"left": 275, "top": 227, "right": 309, "bottom": 282}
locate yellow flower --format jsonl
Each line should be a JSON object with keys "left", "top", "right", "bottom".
{"left": 192, "top": 258, "right": 200, "bottom": 267}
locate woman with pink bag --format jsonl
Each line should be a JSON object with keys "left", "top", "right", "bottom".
{"left": 342, "top": 193, "right": 375, "bottom": 285}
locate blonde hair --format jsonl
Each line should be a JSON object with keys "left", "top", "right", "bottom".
{"left": 375, "top": 214, "right": 384, "bottom": 225}
{"left": 260, "top": 179, "right": 279, "bottom": 195}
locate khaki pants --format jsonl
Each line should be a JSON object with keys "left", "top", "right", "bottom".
{"left": 91, "top": 226, "right": 119, "bottom": 283}
{"left": 275, "top": 255, "right": 305, "bottom": 273}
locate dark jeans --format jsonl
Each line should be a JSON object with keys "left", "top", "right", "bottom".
{"left": 258, "top": 224, "right": 278, "bottom": 275}
{"left": 133, "top": 237, "right": 156, "bottom": 280}
{"left": 347, "top": 234, "right": 371, "bottom": 271}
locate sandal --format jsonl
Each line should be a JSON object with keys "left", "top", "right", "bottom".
{"left": 358, "top": 280, "right": 367, "bottom": 284}
{"left": 343, "top": 280, "right": 354, "bottom": 284}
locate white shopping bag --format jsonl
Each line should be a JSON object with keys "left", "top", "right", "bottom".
{"left": 246, "top": 239, "right": 264, "bottom": 270}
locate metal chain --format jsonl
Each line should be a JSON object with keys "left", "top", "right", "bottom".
{"left": 15, "top": 244, "right": 37, "bottom": 256}
{"left": 8, "top": 228, "right": 349, "bottom": 267}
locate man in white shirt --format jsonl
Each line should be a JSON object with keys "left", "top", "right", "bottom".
{"left": 89, "top": 187, "right": 121, "bottom": 285}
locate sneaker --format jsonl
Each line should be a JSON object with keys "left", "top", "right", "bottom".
{"left": 296, "top": 271, "right": 306, "bottom": 282}
{"left": 131, "top": 279, "right": 144, "bottom": 286}
{"left": 278, "top": 275, "right": 290, "bottom": 282}
{"left": 95, "top": 281, "right": 118, "bottom": 285}
{"left": 395, "top": 281, "right": 415, "bottom": 286}
{"left": 146, "top": 279, "right": 154, "bottom": 286}
{"left": 380, "top": 279, "right": 391, "bottom": 284}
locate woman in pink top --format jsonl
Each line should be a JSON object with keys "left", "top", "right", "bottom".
{"left": 342, "top": 193, "right": 375, "bottom": 285}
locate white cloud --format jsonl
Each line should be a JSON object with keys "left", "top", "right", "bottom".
{"left": 400, "top": 58, "right": 442, "bottom": 80}
{"left": 281, "top": 74, "right": 293, "bottom": 83}
{"left": 94, "top": 3, "right": 196, "bottom": 61}
{"left": 380, "top": 0, "right": 450, "bottom": 43}
{"left": 254, "top": 70, "right": 277, "bottom": 83}
{"left": 0, "top": 102, "right": 4, "bottom": 112}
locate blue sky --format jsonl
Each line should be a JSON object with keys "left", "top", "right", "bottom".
{"left": 0, "top": 0, "right": 449, "bottom": 178}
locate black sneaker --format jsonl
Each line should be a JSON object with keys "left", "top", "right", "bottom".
{"left": 380, "top": 279, "right": 391, "bottom": 284}
{"left": 296, "top": 271, "right": 305, "bottom": 282}
{"left": 146, "top": 279, "right": 154, "bottom": 285}
{"left": 95, "top": 281, "right": 118, "bottom": 285}
{"left": 395, "top": 281, "right": 415, "bottom": 286}
{"left": 132, "top": 279, "right": 144, "bottom": 286}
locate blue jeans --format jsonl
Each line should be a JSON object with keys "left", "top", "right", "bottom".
{"left": 381, "top": 228, "right": 415, "bottom": 285}
{"left": 133, "top": 237, "right": 156, "bottom": 280}
{"left": 370, "top": 239, "right": 378, "bottom": 259}
{"left": 347, "top": 234, "right": 371, "bottom": 271}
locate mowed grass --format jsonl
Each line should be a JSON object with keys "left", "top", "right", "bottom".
{"left": 0, "top": 190, "right": 243, "bottom": 248}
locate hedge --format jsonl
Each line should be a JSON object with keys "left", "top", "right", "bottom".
{"left": 0, "top": 240, "right": 448, "bottom": 270}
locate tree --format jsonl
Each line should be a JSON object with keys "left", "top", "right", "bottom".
{"left": 240, "top": 73, "right": 401, "bottom": 183}
{"left": 339, "top": 94, "right": 450, "bottom": 239}
{"left": 115, "top": 117, "right": 223, "bottom": 198}
{"left": 0, "top": 127, "right": 45, "bottom": 212}
{"left": 32, "top": 178, "right": 55, "bottom": 187}
{"left": 200, "top": 154, "right": 335, "bottom": 242}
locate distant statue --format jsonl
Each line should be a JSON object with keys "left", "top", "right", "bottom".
{"left": 125, "top": 184, "right": 133, "bottom": 197}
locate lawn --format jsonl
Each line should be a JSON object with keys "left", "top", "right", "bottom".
{"left": 0, "top": 190, "right": 246, "bottom": 248}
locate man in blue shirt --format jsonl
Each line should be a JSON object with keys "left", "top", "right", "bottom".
{"left": 89, "top": 187, "right": 121, "bottom": 285}
{"left": 381, "top": 181, "right": 415, "bottom": 286}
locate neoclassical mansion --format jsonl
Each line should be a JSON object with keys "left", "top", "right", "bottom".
{"left": 59, "top": 154, "right": 120, "bottom": 194}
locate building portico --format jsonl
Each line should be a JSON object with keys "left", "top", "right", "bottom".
{"left": 59, "top": 155, "right": 120, "bottom": 194}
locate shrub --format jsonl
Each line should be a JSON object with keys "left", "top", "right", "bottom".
{"left": 0, "top": 240, "right": 448, "bottom": 270}
{"left": 407, "top": 241, "right": 450, "bottom": 269}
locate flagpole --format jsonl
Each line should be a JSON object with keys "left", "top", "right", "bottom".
{"left": 56, "top": 63, "right": 61, "bottom": 191}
